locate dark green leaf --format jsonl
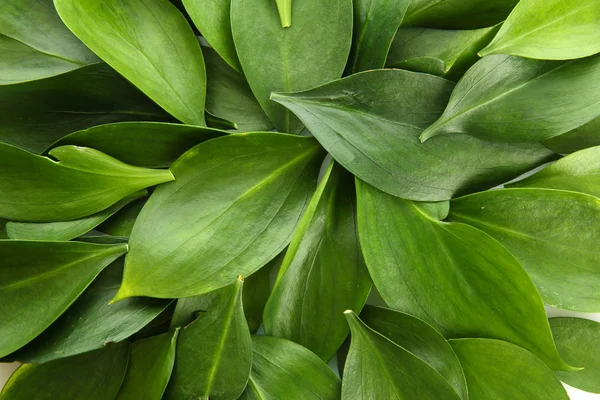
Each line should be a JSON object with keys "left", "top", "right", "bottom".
{"left": 230, "top": 0, "right": 352, "bottom": 133}
{"left": 243, "top": 259, "right": 274, "bottom": 333}
{"left": 272, "top": 69, "right": 554, "bottom": 201}
{"left": 116, "top": 133, "right": 323, "bottom": 299}
{"left": 54, "top": 0, "right": 207, "bottom": 125}
{"left": 97, "top": 199, "right": 146, "bottom": 238}
{"left": 0, "top": 241, "right": 127, "bottom": 358}
{"left": 356, "top": 181, "right": 571, "bottom": 370}
{"left": 544, "top": 117, "right": 600, "bottom": 154}
{"left": 264, "top": 162, "right": 371, "bottom": 361}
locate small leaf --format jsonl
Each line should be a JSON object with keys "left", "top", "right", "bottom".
{"left": 54, "top": 0, "right": 207, "bottom": 125}
{"left": 117, "top": 133, "right": 323, "bottom": 299}
{"left": 551, "top": 318, "right": 600, "bottom": 394}
{"left": 342, "top": 311, "right": 461, "bottom": 400}
{"left": 115, "top": 331, "right": 179, "bottom": 400}
{"left": 480, "top": 0, "right": 600, "bottom": 60}
{"left": 164, "top": 277, "right": 252, "bottom": 400}
{"left": 264, "top": 162, "right": 371, "bottom": 361}
{"left": 544, "top": 116, "right": 600, "bottom": 154}
{"left": 420, "top": 54, "right": 600, "bottom": 142}
{"left": 243, "top": 259, "right": 274, "bottom": 333}
{"left": 449, "top": 339, "right": 569, "bottom": 400}
{"left": 0, "top": 342, "right": 129, "bottom": 400}
{"left": 450, "top": 188, "right": 600, "bottom": 312}
{"left": 96, "top": 199, "right": 145, "bottom": 237}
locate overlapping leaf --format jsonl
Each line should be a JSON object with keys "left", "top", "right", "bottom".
{"left": 544, "top": 117, "right": 600, "bottom": 154}
{"left": 243, "top": 260, "right": 274, "bottom": 333}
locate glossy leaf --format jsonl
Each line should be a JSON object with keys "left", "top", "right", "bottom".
{"left": 264, "top": 162, "right": 371, "bottom": 361}
{"left": 544, "top": 116, "right": 600, "bottom": 154}
{"left": 551, "top": 318, "right": 600, "bottom": 393}
{"left": 0, "top": 241, "right": 127, "bottom": 358}
{"left": 0, "top": 0, "right": 99, "bottom": 84}
{"left": 164, "top": 277, "right": 251, "bottom": 400}
{"left": 450, "top": 339, "right": 569, "bottom": 400}
{"left": 450, "top": 188, "right": 600, "bottom": 312}
{"left": 48, "top": 122, "right": 227, "bottom": 168}
{"left": 348, "top": 0, "right": 410, "bottom": 72}
{"left": 421, "top": 54, "right": 600, "bottom": 143}
{"left": 361, "top": 306, "right": 467, "bottom": 400}
{"left": 0, "top": 63, "right": 171, "bottom": 154}
{"left": 116, "top": 133, "right": 323, "bottom": 299}
{"left": 243, "top": 260, "right": 274, "bottom": 333}
{"left": 0, "top": 342, "right": 129, "bottom": 400}
{"left": 203, "top": 47, "right": 273, "bottom": 132}
{"left": 342, "top": 311, "right": 461, "bottom": 400}
{"left": 480, "top": 0, "right": 600, "bottom": 60}
{"left": 0, "top": 144, "right": 174, "bottom": 222}
{"left": 116, "top": 331, "right": 179, "bottom": 400}
{"left": 238, "top": 335, "right": 340, "bottom": 400}
{"left": 6, "top": 260, "right": 171, "bottom": 363}
{"left": 386, "top": 25, "right": 499, "bottom": 80}
{"left": 231, "top": 0, "right": 352, "bottom": 133}
{"left": 356, "top": 181, "right": 570, "bottom": 370}
{"left": 54, "top": 0, "right": 207, "bottom": 125}
{"left": 6, "top": 191, "right": 146, "bottom": 241}
{"left": 272, "top": 69, "right": 554, "bottom": 201}
{"left": 97, "top": 199, "right": 146, "bottom": 238}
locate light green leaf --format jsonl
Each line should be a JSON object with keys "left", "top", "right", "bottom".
{"left": 356, "top": 181, "right": 570, "bottom": 370}
{"left": 164, "top": 277, "right": 251, "bottom": 400}
{"left": 421, "top": 54, "right": 600, "bottom": 142}
{"left": 238, "top": 335, "right": 340, "bottom": 400}
{"left": 0, "top": 342, "right": 129, "bottom": 400}
{"left": 0, "top": 144, "right": 174, "bottom": 222}
{"left": 5, "top": 260, "right": 170, "bottom": 363}
{"left": 544, "top": 116, "right": 600, "bottom": 154}
{"left": 48, "top": 122, "right": 227, "bottom": 168}
{"left": 0, "top": 63, "right": 171, "bottom": 154}
{"left": 449, "top": 339, "right": 569, "bottom": 399}
{"left": 342, "top": 311, "right": 461, "bottom": 400}
{"left": 480, "top": 0, "right": 600, "bottom": 60}
{"left": 275, "top": 0, "right": 292, "bottom": 27}
{"left": 0, "top": 241, "right": 127, "bottom": 358}
{"left": 361, "top": 305, "right": 467, "bottom": 400}
{"left": 243, "top": 259, "right": 274, "bottom": 333}
{"left": 116, "top": 133, "right": 323, "bottom": 299}
{"left": 450, "top": 188, "right": 600, "bottom": 312}
{"left": 348, "top": 0, "right": 410, "bottom": 72}
{"left": 0, "top": 0, "right": 99, "bottom": 84}
{"left": 264, "top": 162, "right": 371, "bottom": 361}
{"left": 54, "top": 0, "right": 207, "bottom": 125}
{"left": 231, "top": 0, "right": 352, "bottom": 133}
{"left": 272, "top": 69, "right": 554, "bottom": 201}
{"left": 551, "top": 318, "right": 600, "bottom": 393}
{"left": 116, "top": 331, "right": 179, "bottom": 400}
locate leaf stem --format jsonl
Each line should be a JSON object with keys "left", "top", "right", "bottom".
{"left": 275, "top": 0, "right": 292, "bottom": 28}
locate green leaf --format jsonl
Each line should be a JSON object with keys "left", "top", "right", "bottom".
{"left": 275, "top": 0, "right": 292, "bottom": 28}
{"left": 420, "top": 54, "right": 600, "bottom": 143}
{"left": 164, "top": 277, "right": 251, "bottom": 400}
{"left": 54, "top": 0, "right": 207, "bottom": 125}
{"left": 508, "top": 146, "right": 600, "bottom": 199}
{"left": 402, "top": 0, "right": 518, "bottom": 29}
{"left": 348, "top": 0, "right": 410, "bottom": 72}
{"left": 0, "top": 63, "right": 171, "bottom": 154}
{"left": 181, "top": 0, "right": 241, "bottom": 72}
{"left": 6, "top": 191, "right": 146, "bottom": 241}
{"left": 230, "top": 0, "right": 352, "bottom": 133}
{"left": 480, "top": 0, "right": 600, "bottom": 60}
{"left": 0, "top": 241, "right": 127, "bottom": 358}
{"left": 0, "top": 342, "right": 129, "bottom": 400}
{"left": 0, "top": 0, "right": 99, "bottom": 84}
{"left": 449, "top": 339, "right": 569, "bottom": 400}
{"left": 449, "top": 188, "right": 600, "bottom": 312}
{"left": 6, "top": 260, "right": 171, "bottom": 363}
{"left": 238, "top": 335, "right": 340, "bottom": 400}
{"left": 263, "top": 162, "right": 371, "bottom": 361}
{"left": 361, "top": 305, "right": 467, "bottom": 400}
{"left": 243, "top": 259, "right": 274, "bottom": 333}
{"left": 203, "top": 46, "right": 273, "bottom": 132}
{"left": 356, "top": 181, "right": 571, "bottom": 370}
{"left": 272, "top": 69, "right": 555, "bottom": 201}
{"left": 342, "top": 311, "right": 461, "bottom": 400}
{"left": 386, "top": 25, "right": 500, "bottom": 80}
{"left": 116, "top": 331, "right": 179, "bottom": 400}
{"left": 551, "top": 318, "right": 600, "bottom": 393}
{"left": 48, "top": 122, "right": 227, "bottom": 168}
{"left": 0, "top": 144, "right": 174, "bottom": 222}
{"left": 116, "top": 132, "right": 323, "bottom": 299}
{"left": 544, "top": 116, "right": 600, "bottom": 154}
